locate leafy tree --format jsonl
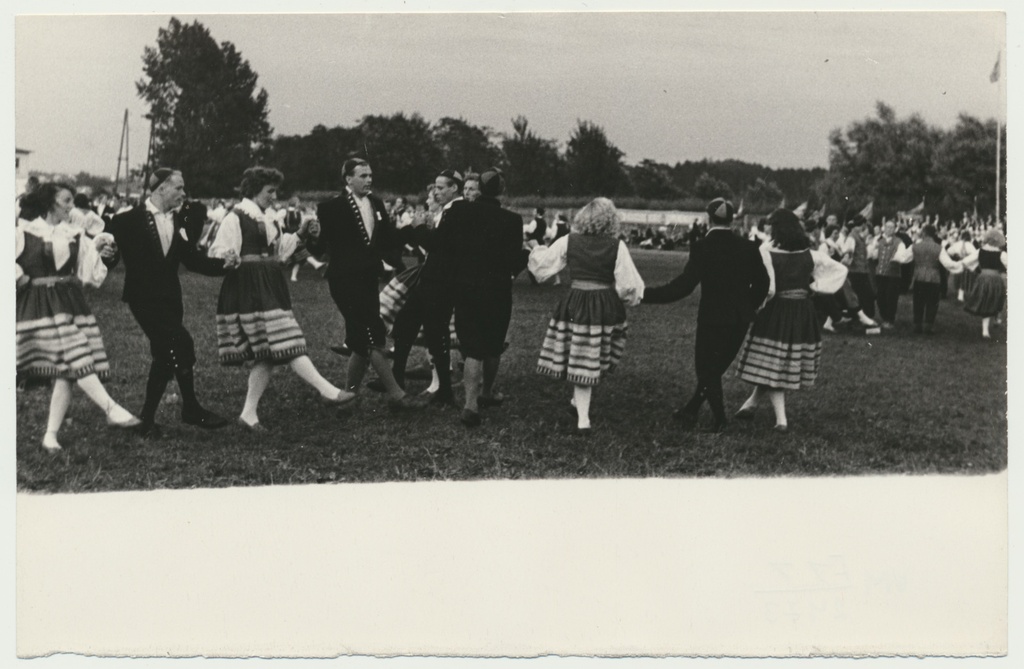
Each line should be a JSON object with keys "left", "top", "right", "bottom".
{"left": 930, "top": 114, "right": 1006, "bottom": 221}
{"left": 432, "top": 117, "right": 505, "bottom": 175}
{"left": 355, "top": 112, "right": 442, "bottom": 195}
{"left": 628, "top": 160, "right": 683, "bottom": 200}
{"left": 693, "top": 171, "right": 734, "bottom": 200}
{"left": 270, "top": 124, "right": 362, "bottom": 193}
{"left": 137, "top": 18, "right": 272, "bottom": 197}
{"left": 825, "top": 101, "right": 941, "bottom": 219}
{"left": 501, "top": 115, "right": 564, "bottom": 197}
{"left": 564, "top": 120, "right": 629, "bottom": 196}
{"left": 743, "top": 177, "right": 784, "bottom": 212}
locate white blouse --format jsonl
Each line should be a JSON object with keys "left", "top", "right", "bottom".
{"left": 962, "top": 246, "right": 1008, "bottom": 273}
{"left": 527, "top": 235, "right": 645, "bottom": 306}
{"left": 16, "top": 218, "right": 111, "bottom": 287}
{"left": 207, "top": 198, "right": 297, "bottom": 262}
{"left": 760, "top": 244, "right": 848, "bottom": 296}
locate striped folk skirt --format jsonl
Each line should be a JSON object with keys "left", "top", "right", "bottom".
{"left": 537, "top": 286, "right": 627, "bottom": 386}
{"left": 379, "top": 264, "right": 422, "bottom": 335}
{"left": 216, "top": 259, "right": 307, "bottom": 365}
{"left": 963, "top": 269, "right": 1006, "bottom": 317}
{"left": 16, "top": 278, "right": 111, "bottom": 380}
{"left": 736, "top": 292, "right": 822, "bottom": 390}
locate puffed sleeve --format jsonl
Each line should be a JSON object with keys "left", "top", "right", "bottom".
{"left": 809, "top": 249, "right": 848, "bottom": 294}
{"left": 613, "top": 241, "right": 645, "bottom": 306}
{"left": 276, "top": 232, "right": 298, "bottom": 263}
{"left": 15, "top": 226, "right": 24, "bottom": 282}
{"left": 866, "top": 238, "right": 879, "bottom": 260}
{"left": 76, "top": 231, "right": 109, "bottom": 287}
{"left": 207, "top": 212, "right": 242, "bottom": 259}
{"left": 527, "top": 234, "right": 568, "bottom": 282}
{"left": 939, "top": 248, "right": 964, "bottom": 274}
{"left": 1002, "top": 251, "right": 1008, "bottom": 269}
{"left": 961, "top": 250, "right": 980, "bottom": 272}
{"left": 892, "top": 243, "right": 914, "bottom": 264}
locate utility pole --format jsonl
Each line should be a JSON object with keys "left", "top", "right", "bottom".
{"left": 113, "top": 109, "right": 129, "bottom": 197}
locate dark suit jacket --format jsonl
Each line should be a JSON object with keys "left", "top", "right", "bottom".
{"left": 310, "top": 190, "right": 403, "bottom": 278}
{"left": 429, "top": 197, "right": 525, "bottom": 289}
{"left": 106, "top": 202, "right": 227, "bottom": 304}
{"left": 644, "top": 227, "right": 770, "bottom": 325}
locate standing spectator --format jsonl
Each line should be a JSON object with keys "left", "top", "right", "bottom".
{"left": 462, "top": 173, "right": 481, "bottom": 202}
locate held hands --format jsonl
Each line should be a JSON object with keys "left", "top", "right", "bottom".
{"left": 94, "top": 233, "right": 117, "bottom": 260}
{"left": 222, "top": 249, "right": 241, "bottom": 270}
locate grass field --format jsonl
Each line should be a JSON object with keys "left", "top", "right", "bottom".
{"left": 15, "top": 249, "right": 1007, "bottom": 493}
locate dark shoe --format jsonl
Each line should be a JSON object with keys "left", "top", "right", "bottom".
{"left": 672, "top": 408, "right": 699, "bottom": 429}
{"left": 330, "top": 344, "right": 352, "bottom": 356}
{"left": 181, "top": 408, "right": 230, "bottom": 429}
{"left": 134, "top": 421, "right": 162, "bottom": 437}
{"left": 574, "top": 426, "right": 592, "bottom": 437}
{"left": 734, "top": 406, "right": 756, "bottom": 421}
{"left": 460, "top": 408, "right": 481, "bottom": 427}
{"left": 388, "top": 394, "right": 428, "bottom": 412}
{"left": 237, "top": 417, "right": 267, "bottom": 433}
{"left": 478, "top": 394, "right": 506, "bottom": 408}
{"left": 773, "top": 424, "right": 789, "bottom": 433}
{"left": 366, "top": 379, "right": 387, "bottom": 393}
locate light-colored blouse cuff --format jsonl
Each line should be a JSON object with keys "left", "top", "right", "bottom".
{"left": 77, "top": 232, "right": 109, "bottom": 287}
{"left": 207, "top": 213, "right": 242, "bottom": 259}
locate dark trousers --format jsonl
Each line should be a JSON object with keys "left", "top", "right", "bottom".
{"left": 814, "top": 294, "right": 844, "bottom": 323}
{"left": 127, "top": 298, "right": 201, "bottom": 421}
{"left": 848, "top": 273, "right": 876, "bottom": 319}
{"left": 912, "top": 281, "right": 941, "bottom": 327}
{"left": 327, "top": 271, "right": 388, "bottom": 357}
{"left": 875, "top": 275, "right": 902, "bottom": 323}
{"left": 391, "top": 282, "right": 454, "bottom": 391}
{"left": 682, "top": 319, "right": 751, "bottom": 422}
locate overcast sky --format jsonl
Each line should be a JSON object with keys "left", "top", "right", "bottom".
{"left": 12, "top": 5, "right": 1008, "bottom": 179}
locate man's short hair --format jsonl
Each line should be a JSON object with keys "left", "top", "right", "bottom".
{"left": 438, "top": 169, "right": 464, "bottom": 192}
{"left": 342, "top": 158, "right": 369, "bottom": 178}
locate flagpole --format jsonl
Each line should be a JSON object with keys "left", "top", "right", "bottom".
{"left": 993, "top": 49, "right": 1002, "bottom": 225}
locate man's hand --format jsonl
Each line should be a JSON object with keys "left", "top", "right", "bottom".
{"left": 223, "top": 249, "right": 241, "bottom": 269}
{"left": 94, "top": 233, "right": 117, "bottom": 260}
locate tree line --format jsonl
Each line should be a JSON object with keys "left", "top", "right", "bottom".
{"left": 124, "top": 18, "right": 1005, "bottom": 223}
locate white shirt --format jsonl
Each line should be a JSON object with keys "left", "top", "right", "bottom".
{"left": 348, "top": 187, "right": 375, "bottom": 239}
{"left": 145, "top": 198, "right": 174, "bottom": 256}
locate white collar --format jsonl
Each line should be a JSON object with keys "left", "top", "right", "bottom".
{"left": 146, "top": 198, "right": 174, "bottom": 217}
{"left": 442, "top": 196, "right": 463, "bottom": 211}
{"left": 234, "top": 198, "right": 266, "bottom": 221}
{"left": 22, "top": 217, "right": 77, "bottom": 239}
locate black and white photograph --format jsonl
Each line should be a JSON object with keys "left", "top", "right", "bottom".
{"left": 8, "top": 1, "right": 1014, "bottom": 663}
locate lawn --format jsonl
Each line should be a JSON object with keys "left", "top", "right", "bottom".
{"left": 15, "top": 249, "right": 1007, "bottom": 492}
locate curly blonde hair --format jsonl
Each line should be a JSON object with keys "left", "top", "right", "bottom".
{"left": 571, "top": 197, "right": 621, "bottom": 237}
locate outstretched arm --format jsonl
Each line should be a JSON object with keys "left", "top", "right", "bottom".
{"left": 642, "top": 251, "right": 701, "bottom": 304}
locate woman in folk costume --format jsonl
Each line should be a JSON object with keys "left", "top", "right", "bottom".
{"left": 961, "top": 227, "right": 1007, "bottom": 340}
{"left": 734, "top": 208, "right": 848, "bottom": 432}
{"left": 529, "top": 197, "right": 644, "bottom": 432}
{"left": 16, "top": 183, "right": 140, "bottom": 452}
{"left": 945, "top": 229, "right": 978, "bottom": 302}
{"left": 208, "top": 167, "right": 356, "bottom": 431}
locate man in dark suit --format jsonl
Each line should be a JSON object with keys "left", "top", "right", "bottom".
{"left": 643, "top": 198, "right": 772, "bottom": 432}
{"left": 106, "top": 168, "right": 237, "bottom": 435}
{"left": 308, "top": 158, "right": 424, "bottom": 410}
{"left": 434, "top": 169, "right": 526, "bottom": 427}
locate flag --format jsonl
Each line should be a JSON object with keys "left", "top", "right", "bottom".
{"left": 735, "top": 199, "right": 745, "bottom": 217}
{"left": 858, "top": 200, "right": 874, "bottom": 221}
{"left": 990, "top": 52, "right": 1001, "bottom": 83}
{"left": 792, "top": 201, "right": 808, "bottom": 218}
{"left": 908, "top": 200, "right": 925, "bottom": 215}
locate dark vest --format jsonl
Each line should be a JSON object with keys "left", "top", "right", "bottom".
{"left": 19, "top": 230, "right": 79, "bottom": 278}
{"left": 567, "top": 234, "right": 618, "bottom": 284}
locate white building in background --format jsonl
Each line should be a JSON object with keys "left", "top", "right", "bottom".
{"left": 16, "top": 148, "right": 31, "bottom": 196}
